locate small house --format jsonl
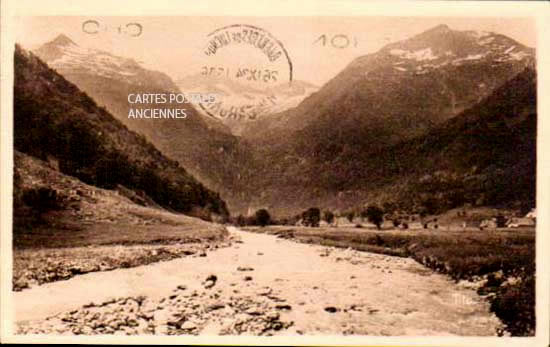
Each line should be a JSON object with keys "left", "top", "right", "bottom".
{"left": 480, "top": 219, "right": 497, "bottom": 229}
{"left": 506, "top": 217, "right": 535, "bottom": 228}
{"left": 408, "top": 222, "right": 423, "bottom": 230}
{"left": 525, "top": 208, "right": 536, "bottom": 219}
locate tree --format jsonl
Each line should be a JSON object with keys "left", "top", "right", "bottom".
{"left": 22, "top": 187, "right": 63, "bottom": 213}
{"left": 302, "top": 207, "right": 321, "bottom": 227}
{"left": 496, "top": 214, "right": 507, "bottom": 228}
{"left": 421, "top": 197, "right": 439, "bottom": 215}
{"left": 322, "top": 210, "right": 335, "bottom": 225}
{"left": 255, "top": 209, "right": 271, "bottom": 227}
{"left": 383, "top": 201, "right": 397, "bottom": 214}
{"left": 364, "top": 205, "right": 384, "bottom": 230}
{"left": 22, "top": 187, "right": 65, "bottom": 223}
{"left": 236, "top": 214, "right": 246, "bottom": 227}
{"left": 346, "top": 211, "right": 355, "bottom": 223}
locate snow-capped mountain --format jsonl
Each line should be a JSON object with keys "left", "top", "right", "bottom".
{"left": 244, "top": 24, "right": 534, "bottom": 141}
{"left": 234, "top": 24, "right": 536, "bottom": 215}
{"left": 32, "top": 34, "right": 254, "bottom": 213}
{"left": 34, "top": 34, "right": 178, "bottom": 92}
{"left": 379, "top": 25, "right": 534, "bottom": 75}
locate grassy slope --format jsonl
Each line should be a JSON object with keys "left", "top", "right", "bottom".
{"left": 13, "top": 151, "right": 228, "bottom": 290}
{"left": 243, "top": 225, "right": 535, "bottom": 336}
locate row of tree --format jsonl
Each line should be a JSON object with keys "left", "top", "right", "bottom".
{"left": 230, "top": 205, "right": 386, "bottom": 229}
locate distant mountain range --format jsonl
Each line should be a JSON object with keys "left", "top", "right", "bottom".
{"left": 176, "top": 75, "right": 318, "bottom": 135}
{"left": 28, "top": 25, "right": 537, "bottom": 216}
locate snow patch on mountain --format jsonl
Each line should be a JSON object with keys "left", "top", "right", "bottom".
{"left": 478, "top": 36, "right": 495, "bottom": 45}
{"left": 49, "top": 44, "right": 135, "bottom": 75}
{"left": 452, "top": 53, "right": 486, "bottom": 65}
{"left": 468, "top": 30, "right": 491, "bottom": 39}
{"left": 509, "top": 51, "right": 531, "bottom": 61}
{"left": 504, "top": 46, "right": 516, "bottom": 54}
{"left": 389, "top": 47, "right": 438, "bottom": 61}
{"left": 34, "top": 34, "right": 178, "bottom": 92}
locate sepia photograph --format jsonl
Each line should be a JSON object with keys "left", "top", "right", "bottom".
{"left": 1, "top": 1, "right": 549, "bottom": 345}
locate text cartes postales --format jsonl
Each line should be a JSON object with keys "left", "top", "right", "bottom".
{"left": 127, "top": 93, "right": 217, "bottom": 119}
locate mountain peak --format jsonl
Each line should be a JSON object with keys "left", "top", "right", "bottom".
{"left": 414, "top": 24, "right": 454, "bottom": 41}
{"left": 427, "top": 24, "right": 451, "bottom": 33}
{"left": 34, "top": 34, "right": 78, "bottom": 63}
{"left": 49, "top": 34, "right": 76, "bottom": 47}
{"left": 378, "top": 22, "right": 533, "bottom": 62}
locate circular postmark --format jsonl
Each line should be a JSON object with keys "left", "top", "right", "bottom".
{"left": 194, "top": 24, "right": 293, "bottom": 123}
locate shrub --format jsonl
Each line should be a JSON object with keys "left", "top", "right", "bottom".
{"left": 22, "top": 187, "right": 64, "bottom": 212}
{"left": 323, "top": 210, "right": 335, "bottom": 225}
{"left": 490, "top": 275, "right": 535, "bottom": 336}
{"left": 235, "top": 214, "right": 247, "bottom": 227}
{"left": 255, "top": 209, "right": 271, "bottom": 227}
{"left": 302, "top": 207, "right": 321, "bottom": 227}
{"left": 363, "top": 205, "right": 384, "bottom": 229}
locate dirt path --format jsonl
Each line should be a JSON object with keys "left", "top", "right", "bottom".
{"left": 15, "top": 227, "right": 502, "bottom": 336}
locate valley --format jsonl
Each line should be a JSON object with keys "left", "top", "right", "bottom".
{"left": 10, "top": 20, "right": 538, "bottom": 338}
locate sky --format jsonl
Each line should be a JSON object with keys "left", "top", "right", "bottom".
{"left": 16, "top": 16, "right": 536, "bottom": 86}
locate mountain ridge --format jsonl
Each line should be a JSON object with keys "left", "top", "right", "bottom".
{"left": 33, "top": 35, "right": 255, "bottom": 213}
{"left": 14, "top": 44, "right": 229, "bottom": 218}
{"left": 30, "top": 25, "right": 537, "bottom": 216}
{"left": 233, "top": 25, "right": 536, "bottom": 215}
{"left": 243, "top": 25, "right": 534, "bottom": 141}
{"left": 242, "top": 65, "right": 536, "bottom": 216}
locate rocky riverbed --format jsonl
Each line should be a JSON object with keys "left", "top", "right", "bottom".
{"left": 13, "top": 241, "right": 231, "bottom": 292}
{"left": 15, "top": 227, "right": 503, "bottom": 336}
{"left": 17, "top": 278, "right": 294, "bottom": 335}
